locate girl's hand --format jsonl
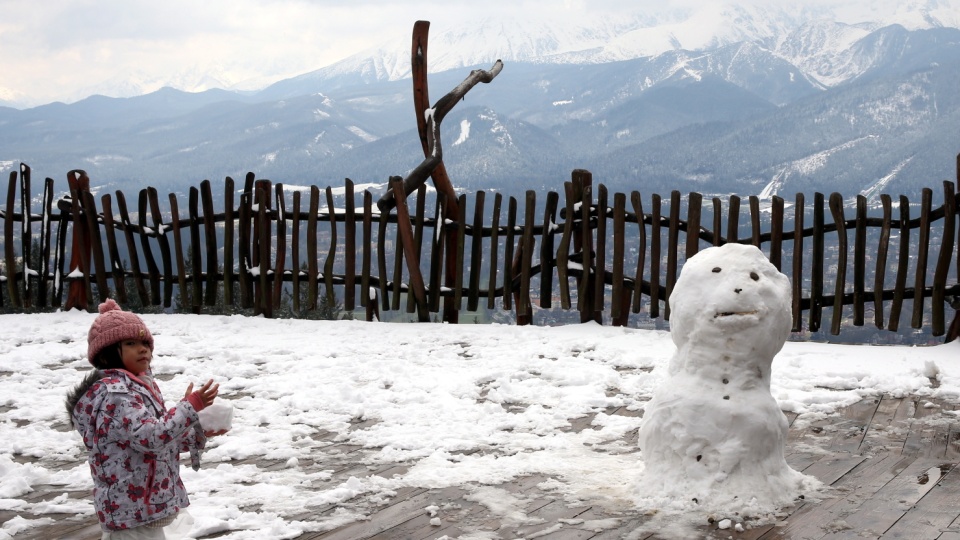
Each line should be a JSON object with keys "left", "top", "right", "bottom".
{"left": 184, "top": 379, "right": 219, "bottom": 408}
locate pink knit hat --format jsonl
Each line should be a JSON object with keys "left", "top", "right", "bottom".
{"left": 87, "top": 299, "right": 154, "bottom": 364}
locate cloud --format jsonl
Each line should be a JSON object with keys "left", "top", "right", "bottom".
{"left": 0, "top": 0, "right": 953, "bottom": 106}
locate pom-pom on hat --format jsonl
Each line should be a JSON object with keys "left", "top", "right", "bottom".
{"left": 87, "top": 299, "right": 154, "bottom": 364}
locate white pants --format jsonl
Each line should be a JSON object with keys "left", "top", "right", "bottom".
{"left": 101, "top": 527, "right": 165, "bottom": 540}
{"left": 100, "top": 511, "right": 193, "bottom": 540}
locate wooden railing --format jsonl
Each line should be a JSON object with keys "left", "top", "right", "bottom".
{"left": 2, "top": 163, "right": 958, "bottom": 340}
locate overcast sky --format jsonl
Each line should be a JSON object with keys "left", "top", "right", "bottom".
{"left": 0, "top": 0, "right": 941, "bottom": 107}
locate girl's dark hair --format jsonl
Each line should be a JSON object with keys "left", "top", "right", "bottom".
{"left": 91, "top": 344, "right": 123, "bottom": 370}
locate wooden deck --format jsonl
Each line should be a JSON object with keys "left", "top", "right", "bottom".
{"left": 12, "top": 395, "right": 960, "bottom": 540}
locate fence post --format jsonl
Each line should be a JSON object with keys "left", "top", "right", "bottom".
{"left": 4, "top": 171, "right": 21, "bottom": 308}
{"left": 572, "top": 169, "right": 598, "bottom": 324}
{"left": 19, "top": 164, "right": 32, "bottom": 308}
{"left": 64, "top": 170, "right": 91, "bottom": 311}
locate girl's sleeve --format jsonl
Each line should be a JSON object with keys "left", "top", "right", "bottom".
{"left": 102, "top": 389, "right": 202, "bottom": 455}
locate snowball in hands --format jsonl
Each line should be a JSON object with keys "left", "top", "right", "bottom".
{"left": 637, "top": 243, "right": 818, "bottom": 515}
{"left": 197, "top": 402, "right": 233, "bottom": 432}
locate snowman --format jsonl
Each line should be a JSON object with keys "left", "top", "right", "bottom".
{"left": 637, "top": 243, "right": 816, "bottom": 514}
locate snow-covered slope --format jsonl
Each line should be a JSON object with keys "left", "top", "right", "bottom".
{"left": 274, "top": 0, "right": 960, "bottom": 94}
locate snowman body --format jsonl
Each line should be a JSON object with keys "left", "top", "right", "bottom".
{"left": 638, "top": 243, "right": 808, "bottom": 508}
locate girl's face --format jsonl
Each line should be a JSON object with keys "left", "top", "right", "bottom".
{"left": 119, "top": 339, "right": 152, "bottom": 375}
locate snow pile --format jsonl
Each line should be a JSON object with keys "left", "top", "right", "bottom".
{"left": 0, "top": 295, "right": 958, "bottom": 538}
{"left": 637, "top": 244, "right": 820, "bottom": 523}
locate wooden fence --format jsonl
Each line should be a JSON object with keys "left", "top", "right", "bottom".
{"left": 2, "top": 162, "right": 959, "bottom": 339}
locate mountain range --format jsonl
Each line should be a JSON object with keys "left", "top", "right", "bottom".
{"left": 1, "top": 2, "right": 959, "bottom": 205}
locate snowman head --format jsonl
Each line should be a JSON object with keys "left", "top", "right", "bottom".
{"left": 668, "top": 243, "right": 792, "bottom": 359}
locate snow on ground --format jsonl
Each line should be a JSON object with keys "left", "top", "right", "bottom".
{"left": 0, "top": 310, "right": 958, "bottom": 539}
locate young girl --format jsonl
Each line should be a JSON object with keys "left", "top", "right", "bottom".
{"left": 66, "top": 299, "right": 223, "bottom": 539}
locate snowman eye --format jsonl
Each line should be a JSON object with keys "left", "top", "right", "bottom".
{"left": 750, "top": 272, "right": 759, "bottom": 281}
{"left": 712, "top": 267, "right": 721, "bottom": 273}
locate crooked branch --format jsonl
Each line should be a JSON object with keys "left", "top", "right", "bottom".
{"left": 377, "top": 60, "right": 504, "bottom": 212}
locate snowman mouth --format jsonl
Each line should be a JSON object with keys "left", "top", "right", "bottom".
{"left": 714, "top": 310, "right": 758, "bottom": 319}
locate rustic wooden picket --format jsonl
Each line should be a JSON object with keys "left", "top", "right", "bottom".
{"left": 1, "top": 162, "right": 958, "bottom": 339}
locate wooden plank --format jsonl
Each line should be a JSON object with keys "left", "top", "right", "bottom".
{"left": 750, "top": 194, "right": 761, "bottom": 248}
{"left": 38, "top": 177, "right": 54, "bottom": 307}
{"left": 188, "top": 187, "right": 204, "bottom": 313}
{"left": 792, "top": 192, "right": 805, "bottom": 332}
{"left": 366, "top": 196, "right": 380, "bottom": 321}
{"left": 307, "top": 186, "right": 319, "bottom": 311}
{"left": 828, "top": 396, "right": 880, "bottom": 453}
{"left": 4, "top": 171, "right": 20, "bottom": 307}
{"left": 467, "top": 190, "right": 485, "bottom": 312}
{"left": 932, "top": 181, "right": 956, "bottom": 336}
{"left": 819, "top": 457, "right": 945, "bottom": 539}
{"left": 427, "top": 191, "right": 443, "bottom": 314}
{"left": 521, "top": 190, "right": 536, "bottom": 323}
{"left": 223, "top": 177, "right": 235, "bottom": 308}
{"left": 405, "top": 185, "right": 426, "bottom": 314}
{"left": 512, "top": 500, "right": 593, "bottom": 539}
{"left": 771, "top": 195, "right": 784, "bottom": 270}
{"left": 324, "top": 186, "right": 337, "bottom": 310}
{"left": 147, "top": 187, "right": 173, "bottom": 307}
{"left": 256, "top": 181, "right": 272, "bottom": 317}
{"left": 82, "top": 190, "right": 109, "bottom": 303}
{"left": 305, "top": 488, "right": 434, "bottom": 540}
{"left": 391, "top": 187, "right": 405, "bottom": 312}
{"left": 200, "top": 181, "right": 219, "bottom": 307}
{"left": 52, "top": 187, "right": 72, "bottom": 307}
{"left": 136, "top": 189, "right": 161, "bottom": 304}
{"left": 665, "top": 190, "right": 680, "bottom": 320}
{"left": 273, "top": 184, "right": 287, "bottom": 310}
{"left": 889, "top": 195, "right": 911, "bottom": 331}
{"left": 912, "top": 187, "right": 933, "bottom": 329}
{"left": 711, "top": 197, "right": 722, "bottom": 246}
{"left": 487, "top": 192, "right": 502, "bottom": 310}
{"left": 903, "top": 398, "right": 949, "bottom": 459}
{"left": 686, "top": 191, "right": 702, "bottom": 259}
{"left": 727, "top": 195, "right": 740, "bottom": 243}
{"left": 594, "top": 184, "right": 608, "bottom": 318}
{"left": 503, "top": 196, "right": 517, "bottom": 311}
{"left": 237, "top": 190, "right": 252, "bottom": 309}
{"left": 540, "top": 190, "right": 559, "bottom": 310}
{"left": 557, "top": 183, "right": 574, "bottom": 310}
{"left": 377, "top": 191, "right": 390, "bottom": 313}
{"left": 631, "top": 191, "right": 645, "bottom": 314}
{"left": 883, "top": 464, "right": 960, "bottom": 538}
{"left": 875, "top": 194, "right": 892, "bottom": 329}
{"left": 168, "top": 194, "right": 189, "bottom": 310}
{"left": 853, "top": 195, "right": 866, "bottom": 326}
{"left": 811, "top": 192, "right": 825, "bottom": 333}
{"left": 413, "top": 185, "right": 426, "bottom": 312}
{"left": 859, "top": 396, "right": 907, "bottom": 454}
{"left": 100, "top": 194, "right": 127, "bottom": 305}
{"left": 65, "top": 170, "right": 92, "bottom": 310}
{"left": 612, "top": 192, "right": 626, "bottom": 325}
{"left": 649, "top": 194, "right": 662, "bottom": 319}
{"left": 18, "top": 164, "right": 31, "bottom": 307}
{"left": 363, "top": 485, "right": 470, "bottom": 540}
{"left": 291, "top": 191, "right": 301, "bottom": 314}
{"left": 115, "top": 191, "right": 148, "bottom": 307}
{"left": 828, "top": 193, "right": 848, "bottom": 335}
{"left": 390, "top": 178, "right": 429, "bottom": 322}
{"left": 454, "top": 194, "right": 467, "bottom": 312}
{"left": 576, "top": 178, "right": 594, "bottom": 322}
{"left": 345, "top": 179, "right": 357, "bottom": 312}
{"left": 802, "top": 454, "right": 868, "bottom": 485}
{"left": 762, "top": 452, "right": 913, "bottom": 540}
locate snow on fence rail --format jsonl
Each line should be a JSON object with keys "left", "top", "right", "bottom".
{"left": 1, "top": 162, "right": 958, "bottom": 339}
